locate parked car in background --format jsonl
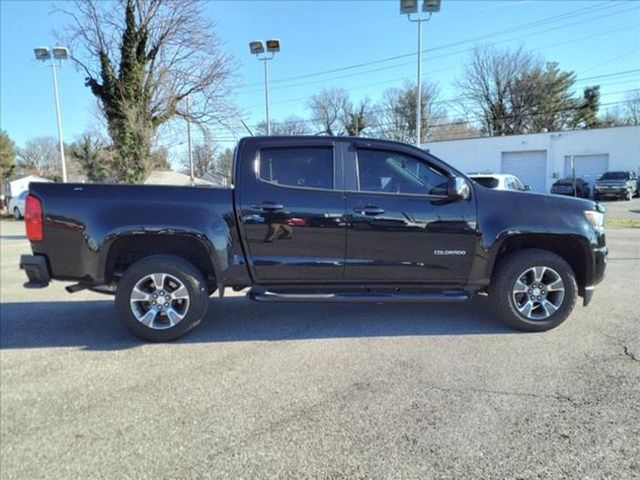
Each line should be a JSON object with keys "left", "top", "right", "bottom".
{"left": 550, "top": 178, "right": 590, "bottom": 198}
{"left": 468, "top": 173, "right": 531, "bottom": 192}
{"left": 8, "top": 190, "right": 28, "bottom": 219}
{"left": 593, "top": 171, "right": 638, "bottom": 201}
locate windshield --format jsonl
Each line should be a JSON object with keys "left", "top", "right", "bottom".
{"left": 600, "top": 172, "right": 629, "bottom": 180}
{"left": 472, "top": 176, "right": 499, "bottom": 188}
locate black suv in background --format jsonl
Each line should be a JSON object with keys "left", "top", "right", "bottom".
{"left": 594, "top": 171, "right": 638, "bottom": 201}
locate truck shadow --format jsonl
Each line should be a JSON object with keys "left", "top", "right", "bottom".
{"left": 0, "top": 296, "right": 513, "bottom": 351}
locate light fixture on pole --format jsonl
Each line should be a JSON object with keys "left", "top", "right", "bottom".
{"left": 34, "top": 46, "right": 69, "bottom": 183}
{"left": 400, "top": 0, "right": 441, "bottom": 147}
{"left": 249, "top": 39, "right": 280, "bottom": 135}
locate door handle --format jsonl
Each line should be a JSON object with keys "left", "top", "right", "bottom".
{"left": 353, "top": 206, "right": 385, "bottom": 215}
{"left": 251, "top": 202, "right": 284, "bottom": 211}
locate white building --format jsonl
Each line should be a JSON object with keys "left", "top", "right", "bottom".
{"left": 424, "top": 125, "right": 640, "bottom": 193}
{"left": 3, "top": 174, "right": 52, "bottom": 199}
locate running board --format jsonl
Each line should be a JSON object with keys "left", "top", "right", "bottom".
{"left": 248, "top": 288, "right": 472, "bottom": 303}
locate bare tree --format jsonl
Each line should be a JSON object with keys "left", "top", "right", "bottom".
{"left": 256, "top": 115, "right": 310, "bottom": 135}
{"left": 623, "top": 90, "right": 640, "bottom": 126}
{"left": 457, "top": 46, "right": 585, "bottom": 135}
{"left": 372, "top": 81, "right": 439, "bottom": 143}
{"left": 457, "top": 46, "right": 537, "bottom": 135}
{"left": 602, "top": 91, "right": 640, "bottom": 127}
{"left": 180, "top": 142, "right": 218, "bottom": 178}
{"left": 307, "top": 87, "right": 350, "bottom": 135}
{"left": 16, "top": 137, "right": 61, "bottom": 177}
{"left": 60, "top": 0, "right": 237, "bottom": 183}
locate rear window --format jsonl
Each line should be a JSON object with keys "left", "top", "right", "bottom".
{"left": 259, "top": 147, "right": 334, "bottom": 190}
{"left": 472, "top": 177, "right": 499, "bottom": 188}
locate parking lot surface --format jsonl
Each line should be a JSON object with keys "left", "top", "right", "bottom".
{"left": 1, "top": 204, "right": 639, "bottom": 479}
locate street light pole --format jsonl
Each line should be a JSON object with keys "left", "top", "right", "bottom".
{"left": 263, "top": 57, "right": 271, "bottom": 135}
{"left": 50, "top": 61, "right": 67, "bottom": 183}
{"left": 250, "top": 40, "right": 280, "bottom": 136}
{"left": 401, "top": 0, "right": 441, "bottom": 148}
{"left": 416, "top": 18, "right": 422, "bottom": 148}
{"left": 34, "top": 46, "right": 70, "bottom": 182}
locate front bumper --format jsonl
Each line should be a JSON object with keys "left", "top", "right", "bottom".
{"left": 583, "top": 245, "right": 607, "bottom": 306}
{"left": 19, "top": 254, "right": 51, "bottom": 288}
{"left": 595, "top": 187, "right": 626, "bottom": 196}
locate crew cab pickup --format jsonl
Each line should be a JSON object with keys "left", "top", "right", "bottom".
{"left": 20, "top": 136, "right": 608, "bottom": 341}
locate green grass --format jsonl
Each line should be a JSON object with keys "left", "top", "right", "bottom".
{"left": 605, "top": 219, "right": 640, "bottom": 228}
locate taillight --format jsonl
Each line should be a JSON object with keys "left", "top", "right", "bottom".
{"left": 25, "top": 194, "right": 43, "bottom": 241}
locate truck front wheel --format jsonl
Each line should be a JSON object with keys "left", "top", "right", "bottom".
{"left": 491, "top": 249, "right": 577, "bottom": 332}
{"left": 115, "top": 255, "right": 209, "bottom": 341}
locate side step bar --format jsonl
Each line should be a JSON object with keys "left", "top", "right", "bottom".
{"left": 248, "top": 288, "right": 472, "bottom": 303}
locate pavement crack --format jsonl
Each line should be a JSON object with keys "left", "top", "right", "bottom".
{"left": 623, "top": 345, "right": 639, "bottom": 362}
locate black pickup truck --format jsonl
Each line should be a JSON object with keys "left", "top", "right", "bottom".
{"left": 20, "top": 136, "right": 607, "bottom": 341}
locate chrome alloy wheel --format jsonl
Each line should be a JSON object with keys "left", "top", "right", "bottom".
{"left": 129, "top": 273, "right": 190, "bottom": 330}
{"left": 511, "top": 266, "right": 565, "bottom": 320}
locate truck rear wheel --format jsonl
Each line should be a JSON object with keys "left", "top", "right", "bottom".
{"left": 115, "top": 255, "right": 209, "bottom": 341}
{"left": 491, "top": 249, "right": 577, "bottom": 332}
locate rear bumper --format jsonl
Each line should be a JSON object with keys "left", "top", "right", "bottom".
{"left": 19, "top": 254, "right": 50, "bottom": 288}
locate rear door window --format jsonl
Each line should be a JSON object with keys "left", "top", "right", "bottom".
{"left": 259, "top": 147, "right": 334, "bottom": 190}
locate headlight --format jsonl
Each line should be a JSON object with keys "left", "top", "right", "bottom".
{"left": 584, "top": 210, "right": 604, "bottom": 232}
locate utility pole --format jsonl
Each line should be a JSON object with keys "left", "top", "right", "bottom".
{"left": 186, "top": 96, "right": 194, "bottom": 185}
{"left": 571, "top": 155, "right": 577, "bottom": 197}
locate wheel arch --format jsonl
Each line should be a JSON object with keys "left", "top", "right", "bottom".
{"left": 489, "top": 233, "right": 592, "bottom": 296}
{"left": 103, "top": 233, "right": 221, "bottom": 293}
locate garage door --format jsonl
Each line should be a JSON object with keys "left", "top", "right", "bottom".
{"left": 501, "top": 150, "right": 547, "bottom": 192}
{"left": 563, "top": 154, "right": 609, "bottom": 184}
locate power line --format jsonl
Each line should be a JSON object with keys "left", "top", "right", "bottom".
{"left": 236, "top": 22, "right": 639, "bottom": 98}
{"left": 244, "top": 68, "right": 640, "bottom": 111}
{"left": 238, "top": 3, "right": 632, "bottom": 91}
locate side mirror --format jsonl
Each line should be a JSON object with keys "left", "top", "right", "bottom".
{"left": 523, "top": 185, "right": 531, "bottom": 191}
{"left": 447, "top": 176, "right": 470, "bottom": 200}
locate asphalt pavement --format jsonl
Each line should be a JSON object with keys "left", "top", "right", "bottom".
{"left": 1, "top": 208, "right": 639, "bottom": 479}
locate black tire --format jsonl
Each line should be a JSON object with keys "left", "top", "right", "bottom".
{"left": 594, "top": 193, "right": 600, "bottom": 202}
{"left": 13, "top": 207, "right": 22, "bottom": 220}
{"left": 115, "top": 255, "right": 209, "bottom": 342}
{"left": 491, "top": 249, "right": 577, "bottom": 332}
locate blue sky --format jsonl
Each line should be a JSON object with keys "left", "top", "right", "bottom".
{"left": 1, "top": 0, "right": 639, "bottom": 157}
